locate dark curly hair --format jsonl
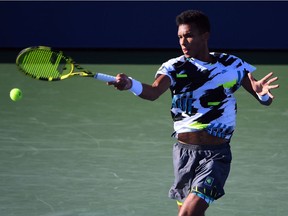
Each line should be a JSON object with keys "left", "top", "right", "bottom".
{"left": 176, "top": 10, "right": 210, "bottom": 34}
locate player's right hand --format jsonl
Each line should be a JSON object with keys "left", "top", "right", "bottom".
{"left": 107, "top": 73, "right": 132, "bottom": 91}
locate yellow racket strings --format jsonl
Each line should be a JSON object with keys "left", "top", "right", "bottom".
{"left": 20, "top": 49, "right": 67, "bottom": 80}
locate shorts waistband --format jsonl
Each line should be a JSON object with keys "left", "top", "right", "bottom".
{"left": 176, "top": 141, "right": 230, "bottom": 150}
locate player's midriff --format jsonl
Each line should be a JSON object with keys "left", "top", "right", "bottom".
{"left": 178, "top": 131, "right": 228, "bottom": 145}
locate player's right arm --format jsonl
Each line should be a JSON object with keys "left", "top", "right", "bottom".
{"left": 108, "top": 73, "right": 171, "bottom": 101}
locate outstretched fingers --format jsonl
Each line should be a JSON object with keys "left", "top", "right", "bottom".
{"left": 261, "top": 72, "right": 274, "bottom": 83}
{"left": 261, "top": 72, "right": 279, "bottom": 89}
{"left": 266, "top": 76, "right": 278, "bottom": 85}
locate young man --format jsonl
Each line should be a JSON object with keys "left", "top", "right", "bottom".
{"left": 108, "top": 10, "right": 279, "bottom": 216}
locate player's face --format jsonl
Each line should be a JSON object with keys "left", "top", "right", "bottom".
{"left": 178, "top": 23, "right": 208, "bottom": 59}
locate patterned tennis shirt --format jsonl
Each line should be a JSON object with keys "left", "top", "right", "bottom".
{"left": 156, "top": 52, "right": 256, "bottom": 140}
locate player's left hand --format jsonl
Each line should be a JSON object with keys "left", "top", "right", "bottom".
{"left": 248, "top": 72, "right": 279, "bottom": 98}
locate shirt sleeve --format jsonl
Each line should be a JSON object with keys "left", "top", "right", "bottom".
{"left": 228, "top": 54, "right": 257, "bottom": 87}
{"left": 242, "top": 60, "right": 257, "bottom": 74}
{"left": 155, "top": 57, "right": 184, "bottom": 87}
{"left": 155, "top": 63, "right": 175, "bottom": 86}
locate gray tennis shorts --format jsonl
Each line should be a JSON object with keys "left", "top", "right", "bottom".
{"left": 169, "top": 142, "right": 232, "bottom": 203}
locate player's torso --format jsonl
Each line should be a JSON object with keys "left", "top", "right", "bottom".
{"left": 170, "top": 55, "right": 240, "bottom": 115}
{"left": 163, "top": 53, "right": 248, "bottom": 139}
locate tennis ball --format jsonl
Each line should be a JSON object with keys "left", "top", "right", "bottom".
{"left": 10, "top": 88, "right": 23, "bottom": 101}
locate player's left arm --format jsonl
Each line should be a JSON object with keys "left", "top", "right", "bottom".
{"left": 241, "top": 72, "right": 279, "bottom": 105}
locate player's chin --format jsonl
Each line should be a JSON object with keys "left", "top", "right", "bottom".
{"left": 182, "top": 50, "right": 192, "bottom": 58}
{"left": 183, "top": 53, "right": 193, "bottom": 59}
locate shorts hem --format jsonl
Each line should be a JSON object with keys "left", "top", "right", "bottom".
{"left": 192, "top": 191, "right": 214, "bottom": 204}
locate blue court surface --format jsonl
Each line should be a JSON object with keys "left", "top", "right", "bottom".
{"left": 0, "top": 50, "right": 287, "bottom": 216}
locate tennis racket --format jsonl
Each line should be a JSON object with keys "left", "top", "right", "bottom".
{"left": 16, "top": 46, "right": 117, "bottom": 82}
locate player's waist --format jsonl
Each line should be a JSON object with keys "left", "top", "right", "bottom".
{"left": 177, "top": 131, "right": 228, "bottom": 145}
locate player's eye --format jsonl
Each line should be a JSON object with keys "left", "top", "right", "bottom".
{"left": 184, "top": 33, "right": 193, "bottom": 38}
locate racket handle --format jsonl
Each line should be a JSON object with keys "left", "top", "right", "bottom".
{"left": 94, "top": 73, "right": 116, "bottom": 82}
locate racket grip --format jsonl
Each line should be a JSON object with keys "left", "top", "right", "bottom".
{"left": 94, "top": 73, "right": 116, "bottom": 82}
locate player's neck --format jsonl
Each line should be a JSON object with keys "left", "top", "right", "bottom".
{"left": 192, "top": 50, "right": 216, "bottom": 64}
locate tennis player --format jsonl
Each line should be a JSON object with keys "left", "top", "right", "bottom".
{"left": 108, "top": 10, "right": 279, "bottom": 216}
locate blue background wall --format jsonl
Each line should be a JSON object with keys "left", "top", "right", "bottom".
{"left": 0, "top": 1, "right": 287, "bottom": 50}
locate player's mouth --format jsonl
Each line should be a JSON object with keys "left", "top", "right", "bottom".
{"left": 182, "top": 47, "right": 188, "bottom": 53}
{"left": 182, "top": 47, "right": 192, "bottom": 57}
{"left": 182, "top": 47, "right": 191, "bottom": 55}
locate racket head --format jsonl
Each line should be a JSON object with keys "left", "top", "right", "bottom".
{"left": 16, "top": 46, "right": 74, "bottom": 81}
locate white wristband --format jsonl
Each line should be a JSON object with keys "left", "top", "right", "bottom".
{"left": 256, "top": 93, "right": 269, "bottom": 102}
{"left": 129, "top": 78, "right": 143, "bottom": 96}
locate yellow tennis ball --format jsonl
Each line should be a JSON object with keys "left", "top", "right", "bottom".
{"left": 10, "top": 88, "right": 23, "bottom": 101}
